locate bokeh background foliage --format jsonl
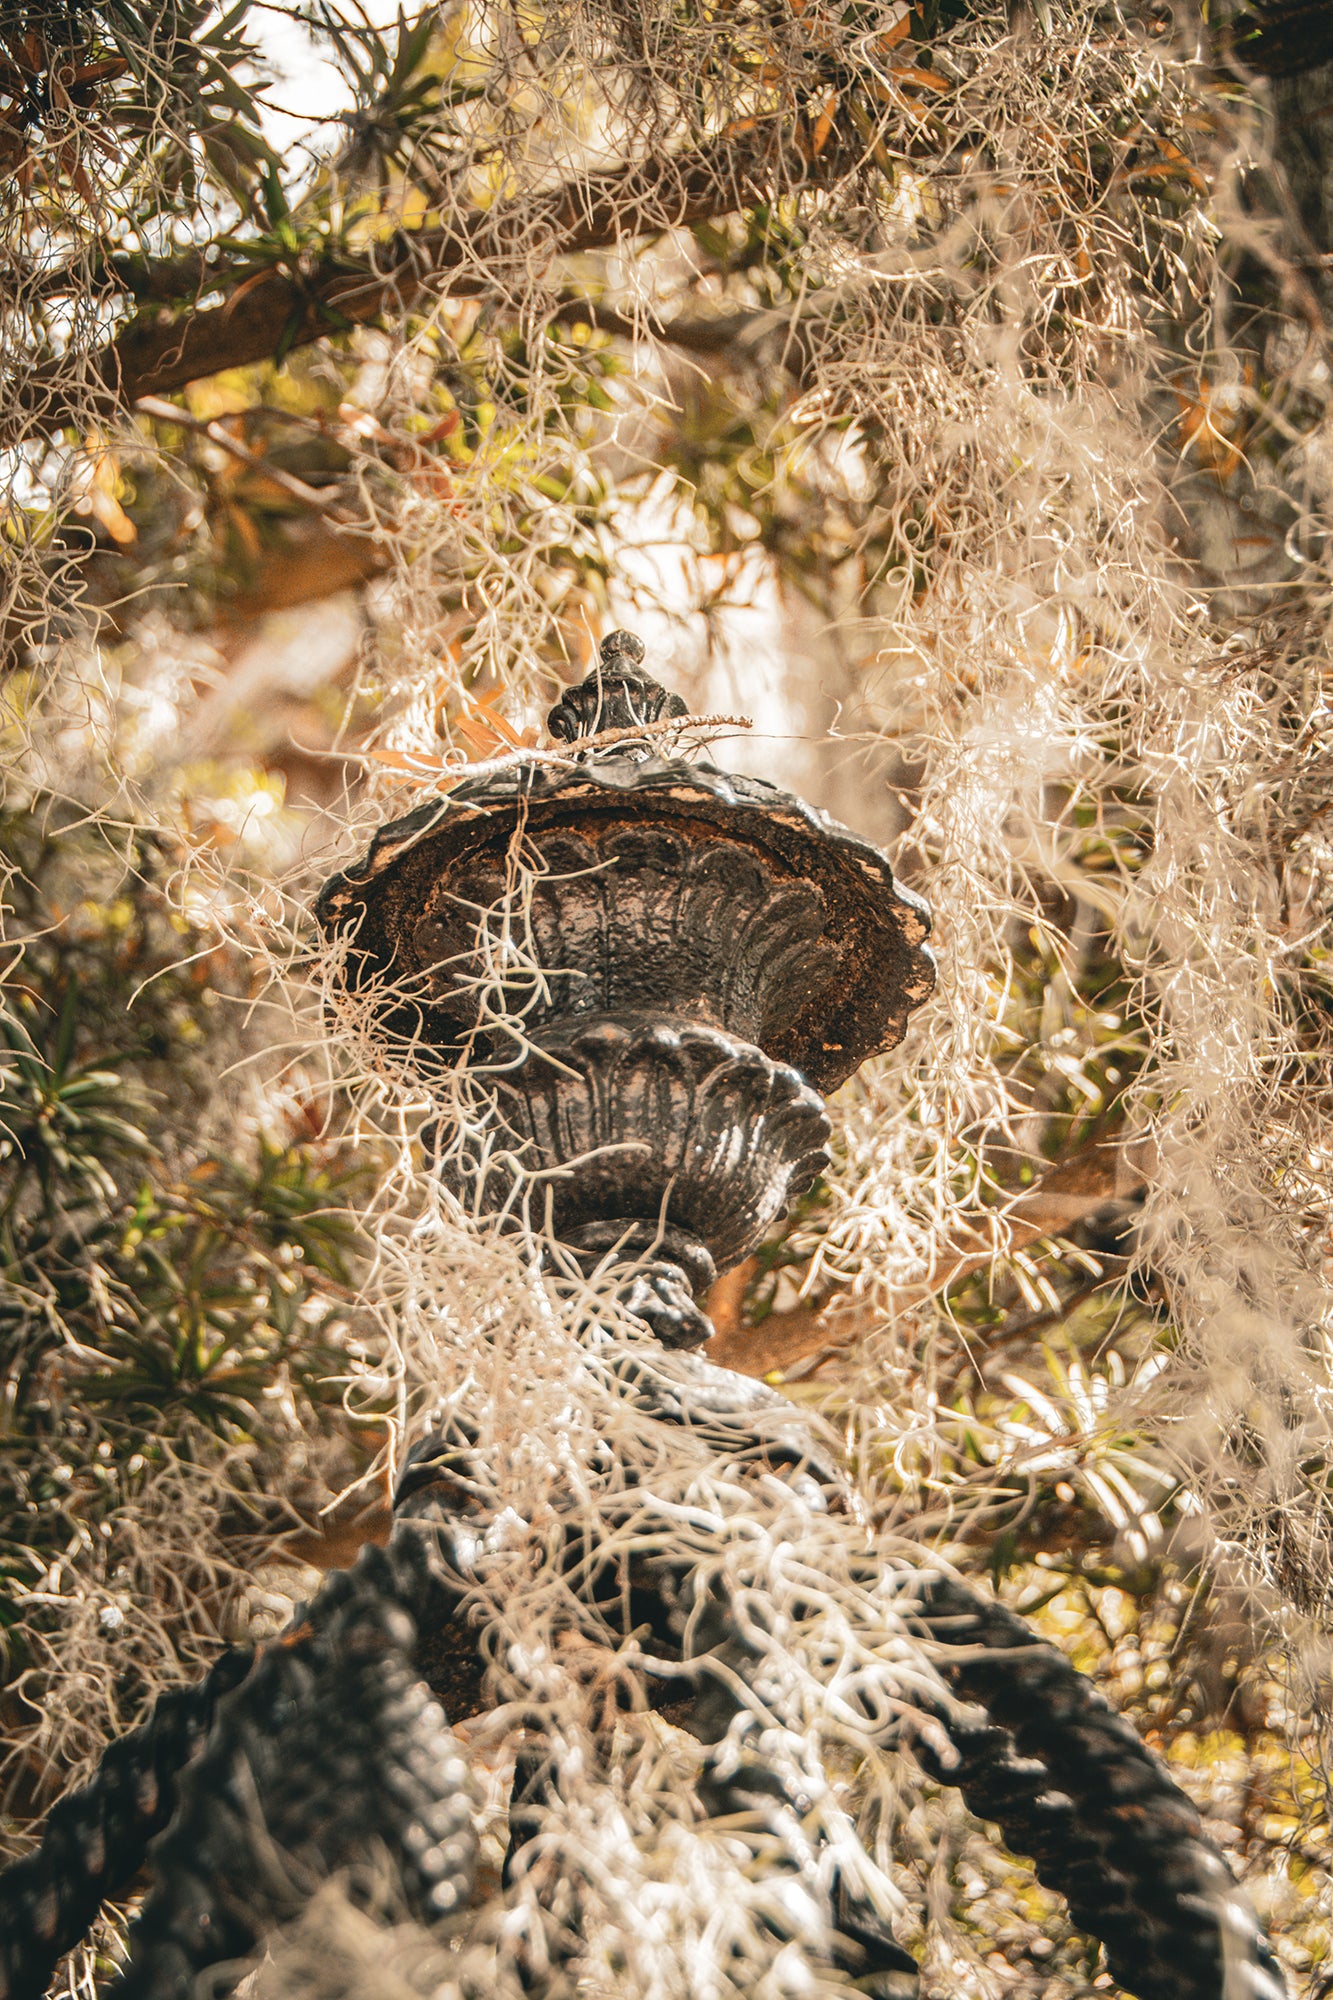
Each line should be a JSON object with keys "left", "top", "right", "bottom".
{"left": 2, "top": 0, "right": 1333, "bottom": 1991}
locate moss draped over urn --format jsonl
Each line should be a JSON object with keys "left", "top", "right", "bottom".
{"left": 316, "top": 631, "right": 935, "bottom": 1346}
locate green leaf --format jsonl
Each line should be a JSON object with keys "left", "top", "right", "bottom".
{"left": 261, "top": 166, "right": 292, "bottom": 226}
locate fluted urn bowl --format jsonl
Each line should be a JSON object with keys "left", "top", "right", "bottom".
{"left": 483, "top": 1013, "right": 832, "bottom": 1266}
{"left": 316, "top": 633, "right": 935, "bottom": 1346}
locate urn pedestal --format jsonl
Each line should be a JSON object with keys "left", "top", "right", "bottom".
{"left": 0, "top": 645, "right": 1284, "bottom": 2000}
{"left": 316, "top": 632, "right": 935, "bottom": 1346}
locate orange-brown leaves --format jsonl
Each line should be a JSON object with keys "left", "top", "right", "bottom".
{"left": 1174, "top": 364, "right": 1254, "bottom": 485}
{"left": 0, "top": 23, "right": 127, "bottom": 206}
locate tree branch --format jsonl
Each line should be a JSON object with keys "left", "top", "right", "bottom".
{"left": 555, "top": 295, "right": 767, "bottom": 355}
{"left": 134, "top": 395, "right": 354, "bottom": 516}
{"left": 706, "top": 1142, "right": 1147, "bottom": 1379}
{"left": 18, "top": 127, "right": 823, "bottom": 436}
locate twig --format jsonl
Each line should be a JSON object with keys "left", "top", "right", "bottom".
{"left": 134, "top": 396, "right": 359, "bottom": 523}
{"left": 330, "top": 710, "right": 755, "bottom": 792}
{"left": 707, "top": 1141, "right": 1144, "bottom": 1380}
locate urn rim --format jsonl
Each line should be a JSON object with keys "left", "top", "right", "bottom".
{"left": 316, "top": 749, "right": 935, "bottom": 1094}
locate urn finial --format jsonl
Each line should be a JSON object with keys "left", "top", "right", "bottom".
{"left": 546, "top": 630, "right": 689, "bottom": 742}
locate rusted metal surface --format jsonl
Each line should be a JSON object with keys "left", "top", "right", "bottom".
{"left": 316, "top": 631, "right": 933, "bottom": 1344}
{"left": 315, "top": 643, "right": 934, "bottom": 1095}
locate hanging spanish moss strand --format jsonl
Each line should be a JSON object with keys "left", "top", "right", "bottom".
{"left": 0, "top": 1645, "right": 254, "bottom": 2000}
{"left": 110, "top": 1539, "right": 476, "bottom": 2000}
{"left": 503, "top": 1717, "right": 922, "bottom": 1998}
{"left": 909, "top": 1576, "right": 1289, "bottom": 2000}
{"left": 670, "top": 1585, "right": 921, "bottom": 1993}
{"left": 405, "top": 1411, "right": 923, "bottom": 1993}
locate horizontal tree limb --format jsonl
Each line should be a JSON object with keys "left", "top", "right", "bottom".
{"left": 18, "top": 126, "right": 835, "bottom": 437}
{"left": 556, "top": 295, "right": 768, "bottom": 355}
{"left": 707, "top": 1141, "right": 1146, "bottom": 1379}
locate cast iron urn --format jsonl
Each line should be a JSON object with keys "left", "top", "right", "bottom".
{"left": 316, "top": 632, "right": 935, "bottom": 1346}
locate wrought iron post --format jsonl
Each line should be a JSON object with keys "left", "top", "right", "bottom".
{"left": 0, "top": 634, "right": 1287, "bottom": 2000}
